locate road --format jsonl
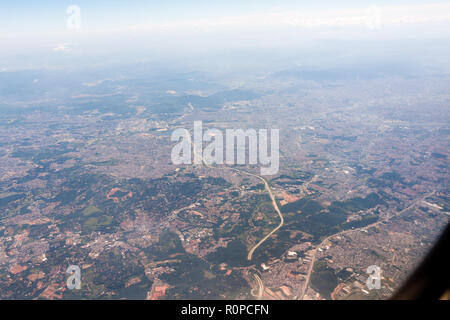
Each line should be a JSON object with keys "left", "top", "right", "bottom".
{"left": 248, "top": 271, "right": 265, "bottom": 298}
{"left": 243, "top": 171, "right": 284, "bottom": 261}
{"left": 192, "top": 142, "right": 284, "bottom": 260}
{"left": 191, "top": 142, "right": 283, "bottom": 298}
{"left": 299, "top": 190, "right": 435, "bottom": 300}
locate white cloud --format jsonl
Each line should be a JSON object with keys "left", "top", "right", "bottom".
{"left": 52, "top": 43, "right": 72, "bottom": 53}
{"left": 123, "top": 3, "right": 450, "bottom": 33}
{"left": 2, "top": 3, "right": 450, "bottom": 57}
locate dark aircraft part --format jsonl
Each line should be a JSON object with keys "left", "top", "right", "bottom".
{"left": 392, "top": 223, "right": 450, "bottom": 300}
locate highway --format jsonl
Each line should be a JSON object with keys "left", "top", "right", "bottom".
{"left": 191, "top": 142, "right": 283, "bottom": 298}
{"left": 192, "top": 143, "right": 284, "bottom": 259}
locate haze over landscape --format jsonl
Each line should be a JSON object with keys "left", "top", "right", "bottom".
{"left": 0, "top": 1, "right": 449, "bottom": 300}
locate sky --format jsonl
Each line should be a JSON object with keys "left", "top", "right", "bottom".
{"left": 2, "top": 0, "right": 449, "bottom": 30}
{"left": 1, "top": 1, "right": 450, "bottom": 70}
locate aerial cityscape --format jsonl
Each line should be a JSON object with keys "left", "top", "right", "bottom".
{"left": 0, "top": 1, "right": 449, "bottom": 300}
